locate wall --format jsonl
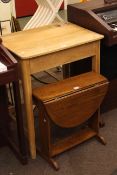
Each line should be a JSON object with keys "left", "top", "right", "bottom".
{"left": 15, "top": 0, "right": 37, "bottom": 18}
{"left": 15, "top": 0, "right": 64, "bottom": 18}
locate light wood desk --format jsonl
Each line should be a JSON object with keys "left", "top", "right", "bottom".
{"left": 2, "top": 22, "right": 104, "bottom": 159}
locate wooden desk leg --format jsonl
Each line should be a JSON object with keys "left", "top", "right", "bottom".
{"left": 92, "top": 41, "right": 100, "bottom": 73}
{"left": 0, "top": 85, "right": 9, "bottom": 145}
{"left": 19, "top": 60, "right": 36, "bottom": 159}
{"left": 12, "top": 81, "right": 28, "bottom": 164}
{"left": 92, "top": 41, "right": 104, "bottom": 126}
{"left": 0, "top": 84, "right": 27, "bottom": 164}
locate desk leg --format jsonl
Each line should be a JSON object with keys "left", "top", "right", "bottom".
{"left": 92, "top": 41, "right": 100, "bottom": 73}
{"left": 12, "top": 80, "right": 28, "bottom": 164}
{"left": 0, "top": 85, "right": 9, "bottom": 145}
{"left": 92, "top": 41, "right": 104, "bottom": 126}
{"left": 19, "top": 60, "right": 36, "bottom": 159}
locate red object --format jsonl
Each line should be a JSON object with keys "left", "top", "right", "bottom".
{"left": 15, "top": 0, "right": 38, "bottom": 18}
{"left": 15, "top": 0, "right": 64, "bottom": 18}
{"left": 60, "top": 2, "right": 64, "bottom": 9}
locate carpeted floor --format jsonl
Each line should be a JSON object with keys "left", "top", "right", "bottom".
{"left": 1, "top": 99, "right": 117, "bottom": 175}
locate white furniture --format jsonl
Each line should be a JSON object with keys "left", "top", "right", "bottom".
{"left": 0, "top": 0, "right": 16, "bottom": 35}
{"left": 23, "top": 0, "right": 65, "bottom": 30}
{"left": 0, "top": 0, "right": 11, "bottom": 21}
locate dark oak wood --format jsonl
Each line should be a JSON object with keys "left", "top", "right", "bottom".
{"left": 67, "top": 0, "right": 117, "bottom": 46}
{"left": 33, "top": 71, "right": 109, "bottom": 170}
{"left": 0, "top": 38, "right": 2, "bottom": 44}
{"left": 0, "top": 40, "right": 27, "bottom": 164}
{"left": 64, "top": 0, "right": 117, "bottom": 113}
{"left": 104, "top": 0, "right": 117, "bottom": 4}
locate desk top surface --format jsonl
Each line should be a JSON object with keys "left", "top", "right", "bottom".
{"left": 2, "top": 22, "right": 103, "bottom": 59}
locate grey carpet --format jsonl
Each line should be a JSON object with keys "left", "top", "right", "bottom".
{"left": 1, "top": 108, "right": 117, "bottom": 175}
